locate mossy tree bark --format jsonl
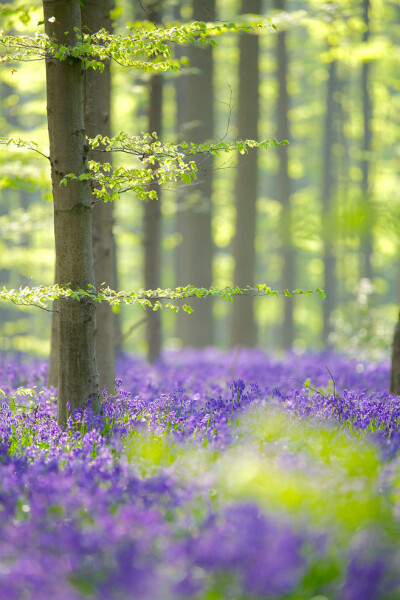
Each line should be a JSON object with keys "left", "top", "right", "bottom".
{"left": 43, "top": 0, "right": 99, "bottom": 425}
{"left": 81, "top": 0, "right": 116, "bottom": 393}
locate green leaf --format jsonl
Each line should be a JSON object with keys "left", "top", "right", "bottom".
{"left": 181, "top": 172, "right": 191, "bottom": 184}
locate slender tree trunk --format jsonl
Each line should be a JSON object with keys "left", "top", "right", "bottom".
{"left": 230, "top": 0, "right": 260, "bottom": 348}
{"left": 81, "top": 0, "right": 116, "bottom": 393}
{"left": 43, "top": 0, "right": 99, "bottom": 426}
{"left": 144, "top": 3, "right": 163, "bottom": 364}
{"left": 391, "top": 312, "right": 400, "bottom": 394}
{"left": 335, "top": 72, "right": 350, "bottom": 315}
{"left": 390, "top": 3, "right": 400, "bottom": 394}
{"left": 321, "top": 59, "right": 338, "bottom": 344}
{"left": 0, "top": 54, "right": 15, "bottom": 314}
{"left": 275, "top": 0, "right": 294, "bottom": 350}
{"left": 175, "top": 0, "right": 215, "bottom": 348}
{"left": 361, "top": 0, "right": 373, "bottom": 280}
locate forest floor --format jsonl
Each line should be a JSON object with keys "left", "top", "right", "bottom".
{"left": 0, "top": 348, "right": 399, "bottom": 599}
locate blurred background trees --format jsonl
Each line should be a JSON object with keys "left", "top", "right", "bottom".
{"left": 174, "top": 0, "right": 215, "bottom": 348}
{"left": 1, "top": 0, "right": 399, "bottom": 364}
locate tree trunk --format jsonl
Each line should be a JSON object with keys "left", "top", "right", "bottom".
{"left": 321, "top": 59, "right": 338, "bottom": 344}
{"left": 47, "top": 263, "right": 58, "bottom": 388}
{"left": 110, "top": 233, "right": 122, "bottom": 355}
{"left": 175, "top": 0, "right": 215, "bottom": 348}
{"left": 361, "top": 0, "right": 373, "bottom": 280}
{"left": 43, "top": 0, "right": 99, "bottom": 426}
{"left": 81, "top": 0, "right": 116, "bottom": 393}
{"left": 275, "top": 0, "right": 294, "bottom": 350}
{"left": 144, "top": 3, "right": 163, "bottom": 364}
{"left": 47, "top": 0, "right": 116, "bottom": 393}
{"left": 391, "top": 312, "right": 400, "bottom": 394}
{"left": 230, "top": 0, "right": 260, "bottom": 348}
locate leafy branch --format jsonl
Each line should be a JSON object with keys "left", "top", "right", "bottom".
{"left": 1, "top": 133, "right": 288, "bottom": 203}
{"left": 0, "top": 20, "right": 270, "bottom": 72}
{"left": 68, "top": 132, "right": 288, "bottom": 202}
{"left": 0, "top": 284, "right": 326, "bottom": 313}
{"left": 0, "top": 136, "right": 49, "bottom": 160}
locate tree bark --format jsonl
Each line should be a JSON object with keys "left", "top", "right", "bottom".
{"left": 81, "top": 0, "right": 116, "bottom": 393}
{"left": 47, "top": 263, "right": 58, "bottom": 388}
{"left": 144, "top": 3, "right": 163, "bottom": 364}
{"left": 275, "top": 0, "right": 294, "bottom": 350}
{"left": 230, "top": 0, "right": 260, "bottom": 348}
{"left": 43, "top": 0, "right": 99, "bottom": 425}
{"left": 175, "top": 0, "right": 215, "bottom": 348}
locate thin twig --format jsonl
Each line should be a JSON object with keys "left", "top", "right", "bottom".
{"left": 11, "top": 301, "right": 58, "bottom": 313}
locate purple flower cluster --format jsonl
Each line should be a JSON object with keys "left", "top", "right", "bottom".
{"left": 0, "top": 349, "right": 399, "bottom": 599}
{"left": 110, "top": 349, "right": 398, "bottom": 452}
{"left": 0, "top": 446, "right": 314, "bottom": 599}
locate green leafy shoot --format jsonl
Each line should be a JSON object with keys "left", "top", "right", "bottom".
{"left": 83, "top": 131, "right": 285, "bottom": 201}
{"left": 0, "top": 20, "right": 270, "bottom": 72}
{"left": 0, "top": 136, "right": 49, "bottom": 160}
{"left": 0, "top": 284, "right": 326, "bottom": 312}
{"left": 7, "top": 131, "right": 282, "bottom": 202}
{"left": 1, "top": 133, "right": 287, "bottom": 203}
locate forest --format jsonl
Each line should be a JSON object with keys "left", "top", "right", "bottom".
{"left": 0, "top": 0, "right": 400, "bottom": 598}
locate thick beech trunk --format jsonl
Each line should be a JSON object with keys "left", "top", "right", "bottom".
{"left": 231, "top": 0, "right": 260, "bottom": 348}
{"left": 275, "top": 0, "right": 294, "bottom": 350}
{"left": 176, "top": 0, "right": 215, "bottom": 348}
{"left": 43, "top": 0, "right": 99, "bottom": 425}
{"left": 82, "top": 0, "right": 116, "bottom": 392}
